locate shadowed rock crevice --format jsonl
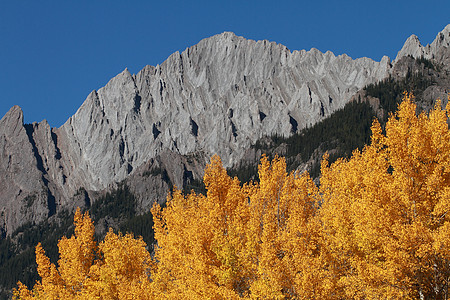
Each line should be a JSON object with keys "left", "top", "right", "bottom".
{"left": 152, "top": 123, "right": 161, "bottom": 140}
{"left": 51, "top": 131, "right": 62, "bottom": 160}
{"left": 259, "top": 111, "right": 266, "bottom": 122}
{"left": 228, "top": 108, "right": 234, "bottom": 119}
{"left": 46, "top": 187, "right": 56, "bottom": 217}
{"left": 24, "top": 124, "right": 56, "bottom": 217}
{"left": 133, "top": 94, "right": 142, "bottom": 114}
{"left": 289, "top": 116, "right": 298, "bottom": 133}
{"left": 231, "top": 121, "right": 238, "bottom": 138}
{"left": 190, "top": 118, "right": 199, "bottom": 137}
{"left": 24, "top": 124, "right": 45, "bottom": 173}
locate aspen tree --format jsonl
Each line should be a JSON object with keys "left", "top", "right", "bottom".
{"left": 320, "top": 93, "right": 450, "bottom": 299}
{"left": 151, "top": 155, "right": 329, "bottom": 299}
{"left": 14, "top": 209, "right": 154, "bottom": 299}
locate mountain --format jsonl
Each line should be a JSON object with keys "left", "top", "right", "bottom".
{"left": 58, "top": 32, "right": 389, "bottom": 190}
{"left": 0, "top": 26, "right": 449, "bottom": 239}
{"left": 395, "top": 24, "right": 450, "bottom": 64}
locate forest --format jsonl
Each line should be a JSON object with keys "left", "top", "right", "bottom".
{"left": 13, "top": 93, "right": 450, "bottom": 299}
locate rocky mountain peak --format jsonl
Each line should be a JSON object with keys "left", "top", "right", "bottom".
{"left": 433, "top": 24, "right": 450, "bottom": 48}
{"left": 0, "top": 105, "right": 24, "bottom": 136}
{"left": 395, "top": 34, "right": 425, "bottom": 61}
{"left": 0, "top": 105, "right": 57, "bottom": 235}
{"left": 53, "top": 31, "right": 391, "bottom": 196}
{"left": 395, "top": 25, "right": 450, "bottom": 62}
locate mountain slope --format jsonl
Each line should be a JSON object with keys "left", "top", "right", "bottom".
{"left": 58, "top": 32, "right": 390, "bottom": 193}
{"left": 0, "top": 26, "right": 448, "bottom": 238}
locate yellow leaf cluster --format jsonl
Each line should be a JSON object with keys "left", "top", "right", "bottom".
{"left": 151, "top": 155, "right": 330, "bottom": 299}
{"left": 14, "top": 93, "right": 450, "bottom": 299}
{"left": 14, "top": 209, "right": 155, "bottom": 299}
{"left": 319, "top": 93, "right": 450, "bottom": 299}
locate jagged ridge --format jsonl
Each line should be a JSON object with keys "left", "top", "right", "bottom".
{"left": 58, "top": 32, "right": 390, "bottom": 192}
{"left": 0, "top": 25, "right": 449, "bottom": 236}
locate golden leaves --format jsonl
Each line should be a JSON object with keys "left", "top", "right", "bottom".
{"left": 14, "top": 93, "right": 450, "bottom": 299}
{"left": 320, "top": 92, "right": 450, "bottom": 298}
{"left": 149, "top": 154, "right": 330, "bottom": 299}
{"left": 14, "top": 209, "right": 154, "bottom": 299}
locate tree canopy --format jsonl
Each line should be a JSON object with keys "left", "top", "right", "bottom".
{"left": 14, "top": 93, "right": 450, "bottom": 299}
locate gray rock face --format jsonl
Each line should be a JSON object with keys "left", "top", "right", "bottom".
{"left": 395, "top": 24, "right": 450, "bottom": 64}
{"left": 0, "top": 107, "right": 51, "bottom": 235}
{"left": 58, "top": 32, "right": 391, "bottom": 193}
{"left": 393, "top": 25, "right": 450, "bottom": 109}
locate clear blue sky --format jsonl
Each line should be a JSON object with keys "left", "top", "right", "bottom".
{"left": 1, "top": 0, "right": 449, "bottom": 127}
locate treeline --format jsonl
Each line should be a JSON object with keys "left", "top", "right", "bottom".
{"left": 235, "top": 100, "right": 377, "bottom": 179}
{"left": 90, "top": 183, "right": 136, "bottom": 223}
{"left": 90, "top": 183, "right": 156, "bottom": 248}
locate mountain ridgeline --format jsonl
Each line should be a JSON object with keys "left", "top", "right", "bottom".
{"left": 0, "top": 31, "right": 397, "bottom": 236}
{"left": 233, "top": 51, "right": 450, "bottom": 180}
{"left": 0, "top": 25, "right": 449, "bottom": 298}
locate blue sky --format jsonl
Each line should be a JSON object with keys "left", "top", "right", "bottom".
{"left": 1, "top": 0, "right": 449, "bottom": 127}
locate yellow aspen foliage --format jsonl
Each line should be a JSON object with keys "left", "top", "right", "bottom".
{"left": 14, "top": 93, "right": 450, "bottom": 299}
{"left": 83, "top": 230, "right": 154, "bottom": 299}
{"left": 57, "top": 209, "right": 96, "bottom": 293}
{"left": 246, "top": 156, "right": 335, "bottom": 299}
{"left": 319, "top": 93, "right": 450, "bottom": 299}
{"left": 150, "top": 156, "right": 250, "bottom": 299}
{"left": 151, "top": 155, "right": 330, "bottom": 299}
{"left": 13, "top": 208, "right": 154, "bottom": 299}
{"left": 14, "top": 209, "right": 96, "bottom": 299}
